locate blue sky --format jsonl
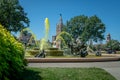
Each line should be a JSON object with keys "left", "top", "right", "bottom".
{"left": 19, "top": 0, "right": 120, "bottom": 42}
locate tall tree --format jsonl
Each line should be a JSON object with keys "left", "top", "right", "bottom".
{"left": 106, "top": 40, "right": 120, "bottom": 50}
{"left": 65, "top": 15, "right": 88, "bottom": 40}
{"left": 64, "top": 15, "right": 106, "bottom": 43}
{"left": 0, "top": 0, "right": 29, "bottom": 32}
{"left": 81, "top": 15, "right": 105, "bottom": 42}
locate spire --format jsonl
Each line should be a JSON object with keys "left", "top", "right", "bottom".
{"left": 59, "top": 13, "right": 63, "bottom": 24}
{"left": 56, "top": 14, "right": 63, "bottom": 35}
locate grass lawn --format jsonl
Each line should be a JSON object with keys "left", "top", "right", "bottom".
{"left": 21, "top": 67, "right": 116, "bottom": 80}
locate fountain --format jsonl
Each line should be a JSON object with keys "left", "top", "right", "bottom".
{"left": 19, "top": 28, "right": 37, "bottom": 46}
{"left": 55, "top": 31, "right": 73, "bottom": 55}
{"left": 56, "top": 31, "right": 73, "bottom": 47}
{"left": 19, "top": 28, "right": 39, "bottom": 56}
{"left": 21, "top": 17, "right": 88, "bottom": 57}
{"left": 40, "top": 18, "right": 50, "bottom": 50}
{"left": 41, "top": 18, "right": 64, "bottom": 56}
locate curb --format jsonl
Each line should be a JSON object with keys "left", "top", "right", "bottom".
{"left": 26, "top": 57, "right": 120, "bottom": 63}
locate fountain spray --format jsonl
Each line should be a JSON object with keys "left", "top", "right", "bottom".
{"left": 40, "top": 18, "right": 50, "bottom": 50}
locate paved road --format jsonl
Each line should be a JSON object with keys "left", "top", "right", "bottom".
{"left": 28, "top": 61, "right": 120, "bottom": 80}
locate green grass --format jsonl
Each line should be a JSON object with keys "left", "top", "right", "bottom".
{"left": 21, "top": 67, "right": 116, "bottom": 80}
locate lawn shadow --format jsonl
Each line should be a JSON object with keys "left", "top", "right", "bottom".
{"left": 21, "top": 69, "right": 42, "bottom": 80}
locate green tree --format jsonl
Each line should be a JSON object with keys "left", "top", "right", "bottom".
{"left": 106, "top": 40, "right": 120, "bottom": 50}
{"left": 64, "top": 15, "right": 106, "bottom": 43}
{"left": 0, "top": 0, "right": 29, "bottom": 33}
{"left": 65, "top": 15, "right": 88, "bottom": 40}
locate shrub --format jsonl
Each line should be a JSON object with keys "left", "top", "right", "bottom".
{"left": 0, "top": 24, "right": 27, "bottom": 80}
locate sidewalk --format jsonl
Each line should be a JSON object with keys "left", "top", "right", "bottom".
{"left": 103, "top": 67, "right": 120, "bottom": 80}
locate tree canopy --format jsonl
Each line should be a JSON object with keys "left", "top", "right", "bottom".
{"left": 64, "top": 15, "right": 106, "bottom": 43}
{"left": 106, "top": 40, "right": 120, "bottom": 50}
{"left": 0, "top": 0, "right": 29, "bottom": 32}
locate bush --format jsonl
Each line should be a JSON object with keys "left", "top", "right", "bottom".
{"left": 0, "top": 24, "right": 27, "bottom": 80}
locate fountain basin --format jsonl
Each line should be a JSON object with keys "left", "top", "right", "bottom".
{"left": 47, "top": 47, "right": 58, "bottom": 50}
{"left": 45, "top": 48, "right": 63, "bottom": 56}
{"left": 26, "top": 50, "right": 39, "bottom": 56}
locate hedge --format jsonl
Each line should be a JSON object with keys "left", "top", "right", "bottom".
{"left": 0, "top": 24, "right": 26, "bottom": 80}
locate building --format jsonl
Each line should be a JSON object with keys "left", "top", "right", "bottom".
{"left": 56, "top": 14, "right": 63, "bottom": 35}
{"left": 19, "top": 31, "right": 36, "bottom": 46}
{"left": 52, "top": 14, "right": 63, "bottom": 49}
{"left": 106, "top": 33, "right": 111, "bottom": 42}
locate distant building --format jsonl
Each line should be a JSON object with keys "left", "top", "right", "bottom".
{"left": 56, "top": 14, "right": 63, "bottom": 36}
{"left": 19, "top": 31, "right": 35, "bottom": 46}
{"left": 52, "top": 14, "right": 63, "bottom": 49}
{"left": 106, "top": 33, "right": 111, "bottom": 42}
{"left": 52, "top": 36, "right": 56, "bottom": 42}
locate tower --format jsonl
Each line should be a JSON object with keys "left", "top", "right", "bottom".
{"left": 56, "top": 14, "right": 63, "bottom": 36}
{"left": 106, "top": 33, "right": 111, "bottom": 42}
{"left": 56, "top": 14, "right": 63, "bottom": 49}
{"left": 52, "top": 14, "right": 63, "bottom": 49}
